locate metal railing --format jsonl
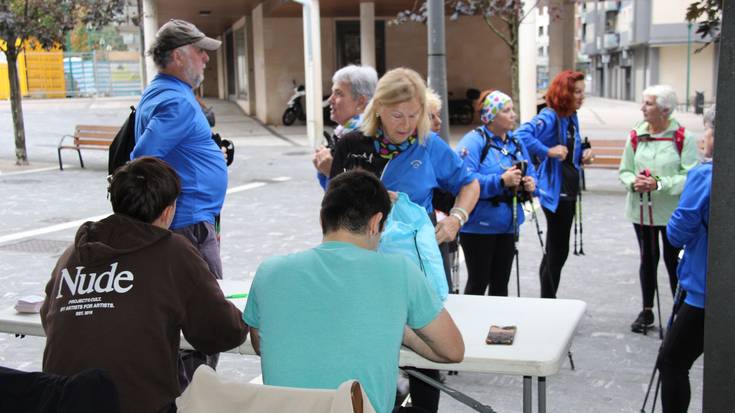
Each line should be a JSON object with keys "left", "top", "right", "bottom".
{"left": 24, "top": 51, "right": 142, "bottom": 98}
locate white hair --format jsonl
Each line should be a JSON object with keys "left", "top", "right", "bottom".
{"left": 703, "top": 104, "right": 716, "bottom": 131}
{"left": 642, "top": 84, "right": 678, "bottom": 115}
{"left": 426, "top": 88, "right": 442, "bottom": 112}
{"left": 332, "top": 65, "right": 378, "bottom": 101}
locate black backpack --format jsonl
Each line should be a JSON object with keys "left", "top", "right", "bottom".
{"left": 107, "top": 106, "right": 136, "bottom": 175}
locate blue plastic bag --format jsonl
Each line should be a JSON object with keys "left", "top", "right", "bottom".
{"left": 379, "top": 192, "right": 448, "bottom": 300}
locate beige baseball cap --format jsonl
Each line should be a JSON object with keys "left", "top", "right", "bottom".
{"left": 152, "top": 19, "right": 221, "bottom": 52}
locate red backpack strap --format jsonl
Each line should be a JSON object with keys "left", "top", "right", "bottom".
{"left": 674, "top": 126, "right": 686, "bottom": 155}
{"left": 630, "top": 129, "right": 639, "bottom": 152}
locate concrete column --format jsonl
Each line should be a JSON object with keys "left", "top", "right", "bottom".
{"left": 602, "top": 55, "right": 610, "bottom": 97}
{"left": 359, "top": 2, "right": 376, "bottom": 68}
{"left": 216, "top": 38, "right": 225, "bottom": 100}
{"left": 252, "top": 5, "right": 268, "bottom": 122}
{"left": 547, "top": 0, "right": 576, "bottom": 80}
{"left": 142, "top": 0, "right": 158, "bottom": 86}
{"left": 518, "top": 3, "right": 538, "bottom": 123}
{"left": 301, "top": 0, "right": 324, "bottom": 148}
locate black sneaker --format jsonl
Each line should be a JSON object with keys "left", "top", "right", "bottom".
{"left": 631, "top": 309, "right": 655, "bottom": 334}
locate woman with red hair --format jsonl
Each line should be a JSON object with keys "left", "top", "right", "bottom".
{"left": 515, "top": 70, "right": 594, "bottom": 298}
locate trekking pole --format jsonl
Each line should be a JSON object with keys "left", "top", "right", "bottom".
{"left": 513, "top": 192, "right": 521, "bottom": 297}
{"left": 529, "top": 200, "right": 545, "bottom": 252}
{"left": 640, "top": 284, "right": 684, "bottom": 413}
{"left": 451, "top": 238, "right": 460, "bottom": 295}
{"left": 635, "top": 183, "right": 653, "bottom": 336}
{"left": 577, "top": 184, "right": 585, "bottom": 255}
{"left": 643, "top": 169, "right": 664, "bottom": 340}
{"left": 573, "top": 205, "right": 578, "bottom": 255}
{"left": 525, "top": 197, "right": 576, "bottom": 370}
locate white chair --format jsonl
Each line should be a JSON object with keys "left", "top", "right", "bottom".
{"left": 176, "top": 366, "right": 376, "bottom": 413}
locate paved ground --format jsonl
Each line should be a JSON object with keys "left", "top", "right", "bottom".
{"left": 0, "top": 96, "right": 706, "bottom": 412}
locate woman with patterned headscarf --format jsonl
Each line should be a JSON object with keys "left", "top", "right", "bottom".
{"left": 455, "top": 91, "right": 537, "bottom": 297}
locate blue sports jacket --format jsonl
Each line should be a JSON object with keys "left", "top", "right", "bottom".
{"left": 667, "top": 163, "right": 711, "bottom": 309}
{"left": 382, "top": 132, "right": 474, "bottom": 212}
{"left": 330, "top": 131, "right": 474, "bottom": 213}
{"left": 132, "top": 73, "right": 227, "bottom": 230}
{"left": 455, "top": 127, "right": 537, "bottom": 234}
{"left": 514, "top": 108, "right": 582, "bottom": 212}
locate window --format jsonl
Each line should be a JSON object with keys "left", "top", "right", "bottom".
{"left": 538, "top": 46, "right": 544, "bottom": 57}
{"left": 235, "top": 27, "right": 248, "bottom": 100}
{"left": 538, "top": 26, "right": 544, "bottom": 36}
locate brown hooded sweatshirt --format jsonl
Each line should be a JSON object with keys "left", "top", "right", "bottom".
{"left": 41, "top": 214, "right": 248, "bottom": 413}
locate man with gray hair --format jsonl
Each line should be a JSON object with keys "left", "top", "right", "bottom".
{"left": 131, "top": 18, "right": 227, "bottom": 384}
{"left": 313, "top": 64, "right": 378, "bottom": 189}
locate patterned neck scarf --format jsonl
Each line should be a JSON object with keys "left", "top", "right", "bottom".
{"left": 334, "top": 114, "right": 363, "bottom": 138}
{"left": 373, "top": 128, "right": 417, "bottom": 159}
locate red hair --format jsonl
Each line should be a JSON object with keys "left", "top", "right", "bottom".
{"left": 545, "top": 70, "right": 585, "bottom": 117}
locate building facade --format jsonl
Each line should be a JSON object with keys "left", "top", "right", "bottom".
{"left": 140, "top": 0, "right": 520, "bottom": 126}
{"left": 582, "top": 0, "right": 718, "bottom": 106}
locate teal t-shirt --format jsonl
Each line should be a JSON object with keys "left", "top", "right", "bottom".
{"left": 243, "top": 241, "right": 443, "bottom": 413}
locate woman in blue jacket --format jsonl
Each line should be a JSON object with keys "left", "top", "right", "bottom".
{"left": 330, "top": 68, "right": 479, "bottom": 246}
{"left": 515, "top": 70, "right": 593, "bottom": 298}
{"left": 657, "top": 105, "right": 714, "bottom": 413}
{"left": 455, "top": 91, "right": 537, "bottom": 296}
{"left": 330, "top": 68, "right": 479, "bottom": 413}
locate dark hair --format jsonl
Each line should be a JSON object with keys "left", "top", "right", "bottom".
{"left": 108, "top": 157, "right": 181, "bottom": 223}
{"left": 545, "top": 70, "right": 585, "bottom": 117}
{"left": 320, "top": 170, "right": 392, "bottom": 235}
{"left": 149, "top": 44, "right": 175, "bottom": 70}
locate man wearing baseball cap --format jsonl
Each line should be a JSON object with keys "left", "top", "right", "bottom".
{"left": 131, "top": 19, "right": 226, "bottom": 387}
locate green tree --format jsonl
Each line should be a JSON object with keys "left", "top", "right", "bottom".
{"left": 0, "top": 0, "right": 124, "bottom": 165}
{"left": 686, "top": 0, "right": 722, "bottom": 51}
{"left": 391, "top": 0, "right": 543, "bottom": 105}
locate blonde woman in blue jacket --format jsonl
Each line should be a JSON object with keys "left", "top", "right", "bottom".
{"left": 455, "top": 91, "right": 537, "bottom": 296}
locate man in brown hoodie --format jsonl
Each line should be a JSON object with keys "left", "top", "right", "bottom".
{"left": 41, "top": 157, "right": 248, "bottom": 413}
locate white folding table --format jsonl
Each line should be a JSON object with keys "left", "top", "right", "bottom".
{"left": 0, "top": 280, "right": 585, "bottom": 413}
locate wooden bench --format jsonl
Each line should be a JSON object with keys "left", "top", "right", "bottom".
{"left": 586, "top": 139, "right": 626, "bottom": 169}
{"left": 57, "top": 125, "right": 120, "bottom": 170}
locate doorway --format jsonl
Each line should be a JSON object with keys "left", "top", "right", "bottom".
{"left": 335, "top": 20, "right": 386, "bottom": 75}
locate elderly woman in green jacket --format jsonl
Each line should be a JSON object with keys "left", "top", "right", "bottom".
{"left": 619, "top": 84, "right": 698, "bottom": 335}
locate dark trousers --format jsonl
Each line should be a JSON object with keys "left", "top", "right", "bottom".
{"left": 632, "top": 224, "right": 679, "bottom": 307}
{"left": 173, "top": 221, "right": 223, "bottom": 389}
{"left": 656, "top": 302, "right": 704, "bottom": 413}
{"left": 405, "top": 368, "right": 441, "bottom": 413}
{"left": 404, "top": 215, "right": 452, "bottom": 413}
{"left": 539, "top": 200, "right": 576, "bottom": 298}
{"left": 460, "top": 232, "right": 515, "bottom": 297}
{"left": 0, "top": 367, "right": 120, "bottom": 413}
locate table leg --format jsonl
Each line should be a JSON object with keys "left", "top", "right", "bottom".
{"left": 538, "top": 377, "right": 546, "bottom": 413}
{"left": 523, "top": 376, "right": 532, "bottom": 413}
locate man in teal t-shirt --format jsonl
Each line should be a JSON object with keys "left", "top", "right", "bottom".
{"left": 243, "top": 170, "right": 464, "bottom": 413}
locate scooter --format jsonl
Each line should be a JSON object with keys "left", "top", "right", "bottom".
{"left": 448, "top": 88, "right": 481, "bottom": 125}
{"left": 282, "top": 81, "right": 306, "bottom": 126}
{"left": 282, "top": 80, "right": 334, "bottom": 126}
